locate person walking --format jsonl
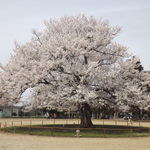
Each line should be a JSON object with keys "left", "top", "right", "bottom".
{"left": 128, "top": 114, "right": 133, "bottom": 124}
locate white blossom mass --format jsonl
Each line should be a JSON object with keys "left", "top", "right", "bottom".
{"left": 0, "top": 14, "right": 150, "bottom": 127}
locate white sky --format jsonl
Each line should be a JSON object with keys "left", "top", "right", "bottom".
{"left": 0, "top": 0, "right": 150, "bottom": 70}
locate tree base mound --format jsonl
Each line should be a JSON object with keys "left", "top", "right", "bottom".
{"left": 2, "top": 124, "right": 150, "bottom": 138}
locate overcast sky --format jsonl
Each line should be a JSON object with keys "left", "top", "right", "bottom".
{"left": 1, "top": 0, "right": 150, "bottom": 70}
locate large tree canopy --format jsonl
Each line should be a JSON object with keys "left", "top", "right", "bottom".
{"left": 0, "top": 14, "right": 149, "bottom": 127}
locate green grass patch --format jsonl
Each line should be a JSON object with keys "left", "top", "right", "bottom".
{"left": 1, "top": 124, "right": 150, "bottom": 138}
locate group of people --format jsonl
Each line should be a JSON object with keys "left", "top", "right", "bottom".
{"left": 127, "top": 114, "right": 133, "bottom": 124}
{"left": 46, "top": 112, "right": 57, "bottom": 119}
{"left": 123, "top": 114, "right": 133, "bottom": 124}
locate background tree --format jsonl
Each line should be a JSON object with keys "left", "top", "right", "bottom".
{"left": 115, "top": 56, "right": 150, "bottom": 119}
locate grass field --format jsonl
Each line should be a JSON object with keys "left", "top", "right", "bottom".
{"left": 1, "top": 118, "right": 150, "bottom": 138}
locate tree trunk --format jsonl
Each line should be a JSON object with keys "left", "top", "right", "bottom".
{"left": 79, "top": 102, "right": 93, "bottom": 128}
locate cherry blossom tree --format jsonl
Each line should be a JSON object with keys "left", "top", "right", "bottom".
{"left": 0, "top": 66, "right": 17, "bottom": 105}
{"left": 0, "top": 14, "right": 134, "bottom": 127}
{"left": 116, "top": 56, "right": 150, "bottom": 119}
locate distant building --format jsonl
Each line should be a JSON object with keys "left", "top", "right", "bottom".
{"left": 0, "top": 105, "right": 21, "bottom": 118}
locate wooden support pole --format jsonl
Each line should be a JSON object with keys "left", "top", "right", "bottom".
{"left": 130, "top": 129, "right": 133, "bottom": 137}
{"left": 115, "top": 120, "right": 117, "bottom": 126}
{"left": 51, "top": 128, "right": 53, "bottom": 136}
{"left": 103, "top": 129, "right": 106, "bottom": 138}
{"left": 14, "top": 127, "right": 16, "bottom": 134}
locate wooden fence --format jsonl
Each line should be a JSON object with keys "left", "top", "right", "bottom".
{"left": 0, "top": 119, "right": 150, "bottom": 129}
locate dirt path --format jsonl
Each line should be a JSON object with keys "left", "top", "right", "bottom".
{"left": 0, "top": 119, "right": 150, "bottom": 150}
{"left": 0, "top": 132, "right": 150, "bottom": 150}
{"left": 0, "top": 118, "right": 150, "bottom": 128}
